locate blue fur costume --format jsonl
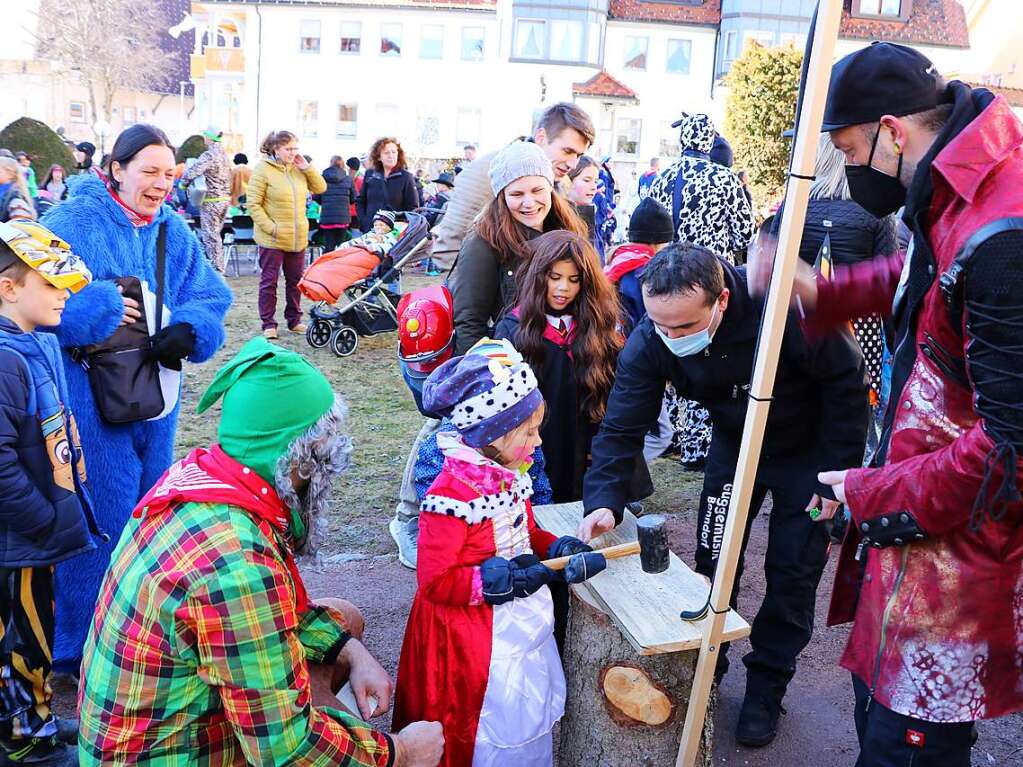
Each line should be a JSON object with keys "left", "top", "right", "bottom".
{"left": 41, "top": 176, "right": 232, "bottom": 671}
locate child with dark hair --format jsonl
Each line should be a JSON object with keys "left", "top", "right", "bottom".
{"left": 495, "top": 229, "right": 627, "bottom": 503}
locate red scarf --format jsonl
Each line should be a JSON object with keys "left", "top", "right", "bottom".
{"left": 107, "top": 184, "right": 155, "bottom": 227}
{"left": 134, "top": 445, "right": 309, "bottom": 610}
{"left": 604, "top": 243, "right": 655, "bottom": 283}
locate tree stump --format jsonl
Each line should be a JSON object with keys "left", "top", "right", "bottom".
{"left": 559, "top": 589, "right": 715, "bottom": 767}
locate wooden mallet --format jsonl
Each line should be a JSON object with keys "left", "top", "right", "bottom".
{"left": 542, "top": 515, "right": 670, "bottom": 574}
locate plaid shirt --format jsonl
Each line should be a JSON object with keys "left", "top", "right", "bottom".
{"left": 78, "top": 501, "right": 394, "bottom": 766}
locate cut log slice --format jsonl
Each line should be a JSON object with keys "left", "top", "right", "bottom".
{"left": 602, "top": 664, "right": 674, "bottom": 726}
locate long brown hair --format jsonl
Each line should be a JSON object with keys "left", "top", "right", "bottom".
{"left": 475, "top": 189, "right": 588, "bottom": 267}
{"left": 514, "top": 230, "right": 623, "bottom": 422}
{"left": 368, "top": 137, "right": 407, "bottom": 173}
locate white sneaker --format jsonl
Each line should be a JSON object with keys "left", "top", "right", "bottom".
{"left": 389, "top": 516, "right": 418, "bottom": 570}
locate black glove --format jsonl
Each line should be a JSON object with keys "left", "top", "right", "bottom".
{"left": 480, "top": 554, "right": 555, "bottom": 606}
{"left": 562, "top": 552, "right": 607, "bottom": 584}
{"left": 546, "top": 535, "right": 592, "bottom": 560}
{"left": 149, "top": 323, "right": 195, "bottom": 370}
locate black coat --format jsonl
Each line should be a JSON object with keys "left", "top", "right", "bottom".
{"left": 583, "top": 260, "right": 870, "bottom": 521}
{"left": 356, "top": 168, "right": 419, "bottom": 231}
{"left": 774, "top": 197, "right": 901, "bottom": 267}
{"left": 495, "top": 312, "right": 653, "bottom": 505}
{"left": 318, "top": 166, "right": 354, "bottom": 226}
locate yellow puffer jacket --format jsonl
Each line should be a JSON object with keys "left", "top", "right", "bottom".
{"left": 246, "top": 158, "right": 326, "bottom": 252}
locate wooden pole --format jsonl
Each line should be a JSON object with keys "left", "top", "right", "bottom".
{"left": 675, "top": 2, "right": 844, "bottom": 765}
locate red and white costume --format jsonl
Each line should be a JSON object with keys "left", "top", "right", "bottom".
{"left": 393, "top": 432, "right": 565, "bottom": 766}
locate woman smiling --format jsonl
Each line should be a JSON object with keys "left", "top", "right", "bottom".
{"left": 451, "top": 141, "right": 587, "bottom": 354}
{"left": 39, "top": 124, "right": 232, "bottom": 672}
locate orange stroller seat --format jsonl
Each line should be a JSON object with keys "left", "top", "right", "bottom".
{"left": 299, "top": 247, "right": 382, "bottom": 304}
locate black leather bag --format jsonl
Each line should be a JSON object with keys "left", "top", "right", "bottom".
{"left": 72, "top": 224, "right": 167, "bottom": 424}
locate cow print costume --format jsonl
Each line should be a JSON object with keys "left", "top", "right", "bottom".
{"left": 650, "top": 113, "right": 756, "bottom": 466}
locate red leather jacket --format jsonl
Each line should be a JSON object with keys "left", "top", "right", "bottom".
{"left": 813, "top": 95, "right": 1023, "bottom": 722}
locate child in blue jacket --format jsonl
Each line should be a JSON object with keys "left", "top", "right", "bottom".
{"left": 0, "top": 220, "right": 101, "bottom": 765}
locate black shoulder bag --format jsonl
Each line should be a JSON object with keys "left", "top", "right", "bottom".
{"left": 71, "top": 223, "right": 167, "bottom": 424}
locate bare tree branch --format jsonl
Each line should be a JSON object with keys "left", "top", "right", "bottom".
{"left": 33, "top": 0, "right": 176, "bottom": 141}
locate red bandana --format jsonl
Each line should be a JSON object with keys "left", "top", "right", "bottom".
{"left": 134, "top": 445, "right": 309, "bottom": 610}
{"left": 106, "top": 184, "right": 154, "bottom": 227}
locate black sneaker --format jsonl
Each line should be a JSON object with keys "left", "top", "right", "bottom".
{"left": 735, "top": 693, "right": 785, "bottom": 748}
{"left": 0, "top": 736, "right": 76, "bottom": 766}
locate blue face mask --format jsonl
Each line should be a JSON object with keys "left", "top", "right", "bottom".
{"left": 655, "top": 302, "right": 719, "bottom": 358}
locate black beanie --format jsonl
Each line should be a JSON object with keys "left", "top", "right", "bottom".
{"left": 710, "top": 133, "right": 734, "bottom": 168}
{"left": 629, "top": 197, "right": 674, "bottom": 244}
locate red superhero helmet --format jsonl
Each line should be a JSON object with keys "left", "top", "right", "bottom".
{"left": 397, "top": 284, "right": 455, "bottom": 374}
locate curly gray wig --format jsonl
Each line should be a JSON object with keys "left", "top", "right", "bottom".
{"left": 274, "top": 396, "right": 353, "bottom": 557}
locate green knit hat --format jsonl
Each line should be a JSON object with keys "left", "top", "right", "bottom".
{"left": 197, "top": 337, "right": 335, "bottom": 485}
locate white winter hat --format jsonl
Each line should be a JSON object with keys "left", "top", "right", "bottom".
{"left": 488, "top": 141, "right": 554, "bottom": 197}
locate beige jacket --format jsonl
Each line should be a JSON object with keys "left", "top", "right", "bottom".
{"left": 428, "top": 151, "right": 496, "bottom": 269}
{"left": 246, "top": 158, "right": 326, "bottom": 252}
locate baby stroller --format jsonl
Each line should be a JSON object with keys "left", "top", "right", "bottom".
{"left": 302, "top": 211, "right": 432, "bottom": 357}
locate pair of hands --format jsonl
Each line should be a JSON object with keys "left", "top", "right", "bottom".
{"left": 338, "top": 640, "right": 444, "bottom": 767}
{"left": 578, "top": 469, "right": 849, "bottom": 539}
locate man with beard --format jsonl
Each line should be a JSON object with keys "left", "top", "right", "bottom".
{"left": 78, "top": 338, "right": 443, "bottom": 767}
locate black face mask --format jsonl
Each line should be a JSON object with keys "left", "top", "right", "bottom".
{"left": 845, "top": 127, "right": 906, "bottom": 218}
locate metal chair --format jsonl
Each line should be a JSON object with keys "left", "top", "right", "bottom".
{"left": 224, "top": 214, "right": 259, "bottom": 277}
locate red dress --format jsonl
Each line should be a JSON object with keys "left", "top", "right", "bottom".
{"left": 392, "top": 433, "right": 563, "bottom": 766}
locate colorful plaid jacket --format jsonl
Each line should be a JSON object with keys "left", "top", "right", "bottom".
{"left": 77, "top": 500, "right": 394, "bottom": 766}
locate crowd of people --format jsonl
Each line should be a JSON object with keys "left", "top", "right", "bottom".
{"left": 0, "top": 40, "right": 1019, "bottom": 767}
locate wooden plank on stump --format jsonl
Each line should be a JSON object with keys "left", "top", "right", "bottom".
{"left": 533, "top": 502, "right": 750, "bottom": 656}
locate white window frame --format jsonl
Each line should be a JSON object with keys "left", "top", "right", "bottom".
{"left": 513, "top": 18, "right": 546, "bottom": 60}
{"left": 461, "top": 26, "right": 485, "bottom": 62}
{"left": 666, "top": 38, "right": 692, "bottom": 75}
{"left": 623, "top": 35, "right": 649, "bottom": 71}
{"left": 380, "top": 23, "right": 403, "bottom": 57}
{"left": 299, "top": 20, "right": 321, "bottom": 53}
{"left": 660, "top": 119, "right": 680, "bottom": 158}
{"left": 340, "top": 21, "right": 361, "bottom": 54}
{"left": 550, "top": 19, "right": 584, "bottom": 63}
{"left": 615, "top": 117, "right": 642, "bottom": 157}
{"left": 420, "top": 24, "right": 444, "bottom": 60}
{"left": 723, "top": 30, "right": 738, "bottom": 63}
{"left": 336, "top": 103, "right": 358, "bottom": 139}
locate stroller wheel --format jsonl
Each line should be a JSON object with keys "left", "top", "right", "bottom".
{"left": 330, "top": 325, "right": 359, "bottom": 358}
{"left": 306, "top": 319, "right": 333, "bottom": 349}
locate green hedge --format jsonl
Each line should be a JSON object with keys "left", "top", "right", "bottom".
{"left": 0, "top": 117, "right": 76, "bottom": 182}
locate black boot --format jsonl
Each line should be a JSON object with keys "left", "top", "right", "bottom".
{"left": 736, "top": 692, "right": 786, "bottom": 748}
{"left": 0, "top": 736, "right": 77, "bottom": 766}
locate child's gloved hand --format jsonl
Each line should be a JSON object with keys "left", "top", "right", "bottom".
{"left": 546, "top": 535, "right": 592, "bottom": 559}
{"left": 562, "top": 552, "right": 607, "bottom": 584}
{"left": 480, "top": 554, "right": 555, "bottom": 605}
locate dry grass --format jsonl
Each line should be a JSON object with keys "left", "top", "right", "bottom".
{"left": 175, "top": 272, "right": 705, "bottom": 558}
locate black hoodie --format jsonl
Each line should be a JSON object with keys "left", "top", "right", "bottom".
{"left": 584, "top": 259, "right": 870, "bottom": 521}
{"left": 318, "top": 165, "right": 354, "bottom": 226}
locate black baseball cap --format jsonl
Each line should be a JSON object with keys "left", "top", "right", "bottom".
{"left": 821, "top": 42, "right": 944, "bottom": 131}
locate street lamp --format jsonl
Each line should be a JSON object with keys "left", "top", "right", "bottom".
{"left": 93, "top": 119, "right": 112, "bottom": 157}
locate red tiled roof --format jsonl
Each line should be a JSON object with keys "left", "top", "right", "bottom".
{"left": 839, "top": 0, "right": 969, "bottom": 48}
{"left": 608, "top": 0, "right": 721, "bottom": 27}
{"left": 969, "top": 83, "right": 1023, "bottom": 108}
{"left": 573, "top": 70, "right": 639, "bottom": 101}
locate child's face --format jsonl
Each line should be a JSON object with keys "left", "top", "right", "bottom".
{"left": 0, "top": 269, "right": 69, "bottom": 331}
{"left": 546, "top": 258, "right": 581, "bottom": 313}
{"left": 373, "top": 220, "right": 391, "bottom": 235}
{"left": 489, "top": 405, "right": 544, "bottom": 470}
